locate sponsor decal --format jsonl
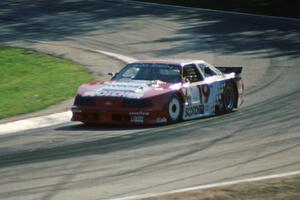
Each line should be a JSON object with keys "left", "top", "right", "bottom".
{"left": 82, "top": 80, "right": 153, "bottom": 99}
{"left": 156, "top": 117, "right": 167, "bottom": 123}
{"left": 184, "top": 104, "right": 204, "bottom": 118}
{"left": 130, "top": 116, "right": 144, "bottom": 123}
{"left": 102, "top": 81, "right": 152, "bottom": 93}
{"left": 129, "top": 112, "right": 149, "bottom": 116}
{"left": 83, "top": 90, "right": 144, "bottom": 99}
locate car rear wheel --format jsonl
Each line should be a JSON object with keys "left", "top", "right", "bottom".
{"left": 222, "top": 82, "right": 237, "bottom": 113}
{"left": 168, "top": 95, "right": 182, "bottom": 123}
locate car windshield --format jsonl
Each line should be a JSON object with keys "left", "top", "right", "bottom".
{"left": 113, "top": 63, "right": 181, "bottom": 83}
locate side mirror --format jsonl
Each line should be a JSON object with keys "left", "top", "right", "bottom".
{"left": 108, "top": 72, "right": 118, "bottom": 80}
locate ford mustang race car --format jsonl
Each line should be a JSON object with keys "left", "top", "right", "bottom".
{"left": 71, "top": 60, "right": 244, "bottom": 125}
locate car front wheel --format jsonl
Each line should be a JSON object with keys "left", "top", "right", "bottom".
{"left": 167, "top": 95, "right": 182, "bottom": 123}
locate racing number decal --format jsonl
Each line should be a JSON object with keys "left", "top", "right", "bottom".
{"left": 184, "top": 81, "right": 225, "bottom": 119}
{"left": 201, "top": 85, "right": 210, "bottom": 103}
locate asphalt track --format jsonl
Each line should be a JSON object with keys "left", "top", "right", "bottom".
{"left": 0, "top": 0, "right": 300, "bottom": 200}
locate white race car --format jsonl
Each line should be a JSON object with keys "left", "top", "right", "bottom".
{"left": 72, "top": 60, "right": 244, "bottom": 124}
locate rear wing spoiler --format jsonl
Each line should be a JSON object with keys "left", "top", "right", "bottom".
{"left": 215, "top": 66, "right": 243, "bottom": 75}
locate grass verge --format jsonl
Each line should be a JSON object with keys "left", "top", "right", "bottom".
{"left": 137, "top": 0, "right": 299, "bottom": 19}
{"left": 143, "top": 176, "right": 300, "bottom": 200}
{"left": 0, "top": 46, "right": 93, "bottom": 119}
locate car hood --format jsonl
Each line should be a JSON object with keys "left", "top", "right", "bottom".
{"left": 77, "top": 80, "right": 180, "bottom": 99}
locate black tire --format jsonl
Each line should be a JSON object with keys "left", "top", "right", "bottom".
{"left": 221, "top": 82, "right": 237, "bottom": 113}
{"left": 167, "top": 95, "right": 182, "bottom": 123}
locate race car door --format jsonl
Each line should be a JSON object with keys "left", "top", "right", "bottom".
{"left": 182, "top": 64, "right": 206, "bottom": 120}
{"left": 198, "top": 63, "right": 226, "bottom": 115}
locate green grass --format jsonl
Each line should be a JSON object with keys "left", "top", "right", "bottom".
{"left": 0, "top": 46, "right": 93, "bottom": 119}
{"left": 137, "top": 0, "right": 299, "bottom": 19}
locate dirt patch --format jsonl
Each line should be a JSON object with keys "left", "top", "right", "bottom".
{"left": 143, "top": 175, "right": 300, "bottom": 200}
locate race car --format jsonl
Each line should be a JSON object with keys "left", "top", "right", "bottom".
{"left": 71, "top": 60, "right": 244, "bottom": 125}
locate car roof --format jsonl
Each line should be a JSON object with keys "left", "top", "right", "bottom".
{"left": 131, "top": 59, "right": 207, "bottom": 67}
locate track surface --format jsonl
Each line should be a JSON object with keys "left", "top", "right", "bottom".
{"left": 0, "top": 1, "right": 300, "bottom": 200}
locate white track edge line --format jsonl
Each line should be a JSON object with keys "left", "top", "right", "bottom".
{"left": 0, "top": 43, "right": 136, "bottom": 135}
{"left": 28, "top": 39, "right": 138, "bottom": 63}
{"left": 0, "top": 111, "right": 72, "bottom": 135}
{"left": 105, "top": 170, "right": 300, "bottom": 200}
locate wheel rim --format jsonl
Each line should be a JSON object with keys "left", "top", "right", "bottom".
{"left": 168, "top": 97, "right": 181, "bottom": 121}
{"left": 224, "top": 87, "right": 235, "bottom": 110}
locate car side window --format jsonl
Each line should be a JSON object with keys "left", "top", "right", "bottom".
{"left": 183, "top": 64, "right": 203, "bottom": 82}
{"left": 199, "top": 64, "right": 217, "bottom": 77}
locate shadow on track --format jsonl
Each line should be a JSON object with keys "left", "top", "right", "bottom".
{"left": 55, "top": 121, "right": 167, "bottom": 132}
{"left": 0, "top": 0, "right": 299, "bottom": 58}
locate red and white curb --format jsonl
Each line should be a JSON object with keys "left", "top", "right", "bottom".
{"left": 105, "top": 170, "right": 300, "bottom": 200}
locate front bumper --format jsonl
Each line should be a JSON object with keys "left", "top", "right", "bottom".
{"left": 71, "top": 106, "right": 168, "bottom": 125}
